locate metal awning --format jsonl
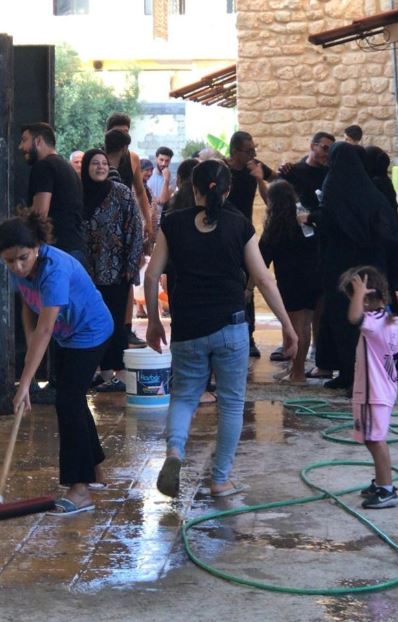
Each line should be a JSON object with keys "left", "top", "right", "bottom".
{"left": 169, "top": 64, "right": 236, "bottom": 108}
{"left": 308, "top": 8, "right": 398, "bottom": 48}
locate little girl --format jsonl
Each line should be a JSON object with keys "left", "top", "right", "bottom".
{"left": 340, "top": 265, "right": 398, "bottom": 509}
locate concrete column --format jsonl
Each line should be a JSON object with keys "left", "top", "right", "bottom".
{"left": 0, "top": 34, "right": 14, "bottom": 414}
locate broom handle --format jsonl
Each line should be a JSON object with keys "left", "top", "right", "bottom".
{"left": 0, "top": 403, "right": 25, "bottom": 499}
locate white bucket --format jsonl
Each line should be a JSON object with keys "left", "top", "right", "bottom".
{"left": 123, "top": 347, "right": 172, "bottom": 409}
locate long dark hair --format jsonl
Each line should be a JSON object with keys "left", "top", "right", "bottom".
{"left": 262, "top": 180, "right": 299, "bottom": 246}
{"left": 0, "top": 210, "right": 53, "bottom": 252}
{"left": 191, "top": 159, "right": 231, "bottom": 225}
{"left": 167, "top": 158, "right": 198, "bottom": 213}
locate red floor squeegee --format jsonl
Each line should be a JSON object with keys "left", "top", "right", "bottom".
{"left": 0, "top": 403, "right": 55, "bottom": 520}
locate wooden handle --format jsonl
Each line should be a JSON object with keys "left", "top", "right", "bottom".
{"left": 0, "top": 403, "right": 25, "bottom": 500}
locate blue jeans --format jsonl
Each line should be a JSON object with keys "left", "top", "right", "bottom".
{"left": 168, "top": 323, "right": 249, "bottom": 484}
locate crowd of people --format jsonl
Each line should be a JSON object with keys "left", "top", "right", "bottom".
{"left": 2, "top": 116, "right": 398, "bottom": 512}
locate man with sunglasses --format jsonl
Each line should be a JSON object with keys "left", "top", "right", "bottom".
{"left": 279, "top": 131, "right": 335, "bottom": 212}
{"left": 226, "top": 131, "right": 277, "bottom": 357}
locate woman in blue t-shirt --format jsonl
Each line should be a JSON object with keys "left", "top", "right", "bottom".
{"left": 0, "top": 213, "right": 114, "bottom": 515}
{"left": 145, "top": 159, "right": 298, "bottom": 498}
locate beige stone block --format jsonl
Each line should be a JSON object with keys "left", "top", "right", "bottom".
{"left": 292, "top": 109, "right": 323, "bottom": 121}
{"left": 268, "top": 0, "right": 302, "bottom": 9}
{"left": 332, "top": 64, "right": 360, "bottom": 80}
{"left": 266, "top": 137, "right": 292, "bottom": 154}
{"left": 317, "top": 80, "right": 338, "bottom": 95}
{"left": 306, "top": 10, "right": 324, "bottom": 21}
{"left": 239, "top": 62, "right": 272, "bottom": 80}
{"left": 274, "top": 66, "right": 295, "bottom": 80}
{"left": 278, "top": 81, "right": 303, "bottom": 95}
{"left": 324, "top": 0, "right": 363, "bottom": 19}
{"left": 275, "top": 11, "right": 291, "bottom": 22}
{"left": 378, "top": 93, "right": 395, "bottom": 107}
{"left": 293, "top": 65, "right": 313, "bottom": 80}
{"left": 239, "top": 111, "right": 261, "bottom": 125}
{"left": 240, "top": 41, "right": 263, "bottom": 58}
{"left": 357, "top": 93, "right": 378, "bottom": 106}
{"left": 312, "top": 65, "right": 330, "bottom": 81}
{"left": 296, "top": 121, "right": 316, "bottom": 136}
{"left": 286, "top": 21, "right": 308, "bottom": 33}
{"left": 370, "top": 77, "right": 389, "bottom": 93}
{"left": 341, "top": 52, "right": 366, "bottom": 65}
{"left": 308, "top": 20, "right": 326, "bottom": 33}
{"left": 242, "top": 81, "right": 260, "bottom": 97}
{"left": 241, "top": 0, "right": 270, "bottom": 10}
{"left": 262, "top": 110, "right": 293, "bottom": 123}
{"left": 292, "top": 135, "right": 313, "bottom": 151}
{"left": 318, "top": 95, "right": 340, "bottom": 107}
{"left": 340, "top": 79, "right": 359, "bottom": 94}
{"left": 258, "top": 80, "right": 280, "bottom": 96}
{"left": 341, "top": 95, "right": 358, "bottom": 107}
{"left": 269, "top": 122, "right": 295, "bottom": 137}
{"left": 236, "top": 13, "right": 261, "bottom": 30}
{"left": 384, "top": 120, "right": 396, "bottom": 137}
{"left": 258, "top": 13, "right": 274, "bottom": 26}
{"left": 337, "top": 108, "right": 357, "bottom": 122}
{"left": 372, "top": 107, "right": 394, "bottom": 120}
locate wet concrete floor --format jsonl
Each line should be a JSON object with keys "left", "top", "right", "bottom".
{"left": 2, "top": 317, "right": 398, "bottom": 621}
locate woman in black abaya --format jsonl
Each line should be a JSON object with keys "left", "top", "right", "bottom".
{"left": 315, "top": 141, "right": 398, "bottom": 390}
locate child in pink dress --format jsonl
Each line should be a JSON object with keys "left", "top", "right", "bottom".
{"left": 340, "top": 265, "right": 398, "bottom": 509}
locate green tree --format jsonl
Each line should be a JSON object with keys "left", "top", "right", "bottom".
{"left": 55, "top": 45, "right": 140, "bottom": 157}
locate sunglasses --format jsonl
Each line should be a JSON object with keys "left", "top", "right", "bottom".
{"left": 314, "top": 143, "right": 330, "bottom": 152}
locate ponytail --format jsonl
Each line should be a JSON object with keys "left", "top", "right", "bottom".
{"left": 192, "top": 159, "right": 231, "bottom": 225}
{"left": 0, "top": 210, "right": 53, "bottom": 252}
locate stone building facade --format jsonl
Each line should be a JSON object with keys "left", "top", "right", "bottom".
{"left": 237, "top": 0, "right": 396, "bottom": 168}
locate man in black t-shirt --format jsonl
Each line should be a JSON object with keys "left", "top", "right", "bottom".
{"left": 19, "top": 122, "right": 85, "bottom": 257}
{"left": 279, "top": 131, "right": 335, "bottom": 212}
{"left": 226, "top": 131, "right": 276, "bottom": 357}
{"left": 19, "top": 122, "right": 86, "bottom": 404}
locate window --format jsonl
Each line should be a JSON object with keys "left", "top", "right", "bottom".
{"left": 144, "top": 0, "right": 152, "bottom": 15}
{"left": 170, "top": 0, "right": 185, "bottom": 14}
{"left": 226, "top": 0, "right": 236, "bottom": 13}
{"left": 53, "top": 0, "right": 89, "bottom": 15}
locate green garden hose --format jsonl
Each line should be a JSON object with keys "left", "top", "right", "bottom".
{"left": 181, "top": 398, "right": 398, "bottom": 595}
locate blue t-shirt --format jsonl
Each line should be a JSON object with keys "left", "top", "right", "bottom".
{"left": 12, "top": 244, "right": 114, "bottom": 348}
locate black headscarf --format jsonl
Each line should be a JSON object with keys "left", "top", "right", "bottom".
{"left": 81, "top": 149, "right": 112, "bottom": 219}
{"left": 321, "top": 141, "right": 398, "bottom": 247}
{"left": 365, "top": 145, "right": 398, "bottom": 213}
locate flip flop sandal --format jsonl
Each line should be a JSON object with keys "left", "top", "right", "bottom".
{"left": 157, "top": 456, "right": 182, "bottom": 498}
{"left": 88, "top": 482, "right": 108, "bottom": 491}
{"left": 47, "top": 497, "right": 95, "bottom": 516}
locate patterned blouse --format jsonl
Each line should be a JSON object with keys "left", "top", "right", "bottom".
{"left": 85, "top": 181, "right": 143, "bottom": 286}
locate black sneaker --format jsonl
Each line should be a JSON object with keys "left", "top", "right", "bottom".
{"left": 360, "top": 479, "right": 377, "bottom": 497}
{"left": 157, "top": 456, "right": 182, "bottom": 498}
{"left": 96, "top": 378, "right": 126, "bottom": 393}
{"left": 362, "top": 486, "right": 398, "bottom": 509}
{"left": 249, "top": 340, "right": 261, "bottom": 358}
{"left": 128, "top": 331, "right": 147, "bottom": 349}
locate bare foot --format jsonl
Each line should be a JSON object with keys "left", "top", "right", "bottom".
{"left": 64, "top": 483, "right": 92, "bottom": 509}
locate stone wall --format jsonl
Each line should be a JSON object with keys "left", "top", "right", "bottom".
{"left": 237, "top": 0, "right": 396, "bottom": 169}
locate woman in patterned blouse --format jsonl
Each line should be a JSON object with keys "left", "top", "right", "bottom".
{"left": 81, "top": 149, "right": 143, "bottom": 392}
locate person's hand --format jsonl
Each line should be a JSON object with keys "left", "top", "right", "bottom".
{"left": 351, "top": 273, "right": 375, "bottom": 298}
{"left": 162, "top": 167, "right": 171, "bottom": 183}
{"left": 146, "top": 319, "right": 167, "bottom": 353}
{"left": 278, "top": 162, "right": 293, "bottom": 175}
{"left": 282, "top": 325, "right": 298, "bottom": 360}
{"left": 247, "top": 160, "right": 263, "bottom": 182}
{"left": 13, "top": 381, "right": 31, "bottom": 416}
{"left": 297, "top": 211, "right": 309, "bottom": 225}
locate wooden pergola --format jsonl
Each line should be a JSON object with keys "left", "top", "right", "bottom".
{"left": 169, "top": 64, "right": 236, "bottom": 108}
{"left": 308, "top": 8, "right": 398, "bottom": 48}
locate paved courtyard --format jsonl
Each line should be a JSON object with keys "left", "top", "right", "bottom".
{"left": 1, "top": 318, "right": 398, "bottom": 622}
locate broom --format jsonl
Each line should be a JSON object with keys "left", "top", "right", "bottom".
{"left": 0, "top": 402, "right": 55, "bottom": 519}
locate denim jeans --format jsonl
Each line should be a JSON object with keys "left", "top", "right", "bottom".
{"left": 168, "top": 323, "right": 249, "bottom": 484}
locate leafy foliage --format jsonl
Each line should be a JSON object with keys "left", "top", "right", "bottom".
{"left": 55, "top": 45, "right": 140, "bottom": 157}
{"left": 181, "top": 138, "right": 207, "bottom": 159}
{"left": 206, "top": 133, "right": 229, "bottom": 156}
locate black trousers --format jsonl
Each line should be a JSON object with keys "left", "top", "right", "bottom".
{"left": 54, "top": 339, "right": 109, "bottom": 485}
{"left": 97, "top": 282, "right": 129, "bottom": 372}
